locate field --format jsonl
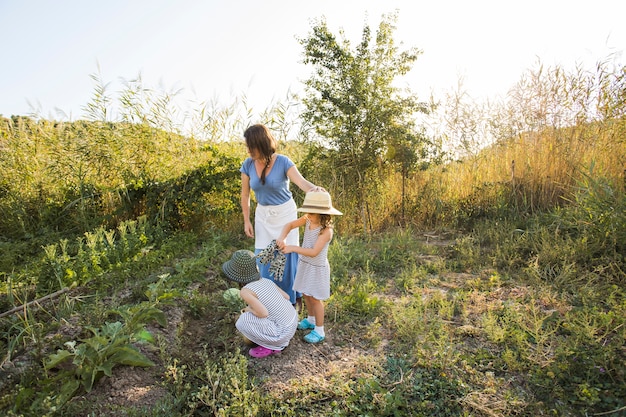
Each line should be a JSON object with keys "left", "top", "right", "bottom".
{"left": 0, "top": 57, "right": 625, "bottom": 416}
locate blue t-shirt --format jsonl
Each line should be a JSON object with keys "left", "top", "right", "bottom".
{"left": 240, "top": 154, "right": 295, "bottom": 206}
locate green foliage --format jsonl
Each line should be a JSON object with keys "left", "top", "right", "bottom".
{"left": 395, "top": 263, "right": 431, "bottom": 294}
{"left": 0, "top": 115, "right": 240, "bottom": 244}
{"left": 555, "top": 170, "right": 626, "bottom": 261}
{"left": 222, "top": 288, "right": 246, "bottom": 312}
{"left": 389, "top": 296, "right": 428, "bottom": 345}
{"left": 331, "top": 272, "right": 384, "bottom": 322}
{"left": 529, "top": 300, "right": 626, "bottom": 411}
{"left": 298, "top": 12, "right": 430, "bottom": 231}
{"left": 178, "top": 349, "right": 261, "bottom": 417}
{"left": 376, "top": 357, "right": 466, "bottom": 417}
{"left": 145, "top": 273, "right": 183, "bottom": 304}
{"left": 43, "top": 302, "right": 164, "bottom": 408}
{"left": 254, "top": 354, "right": 467, "bottom": 417}
{"left": 449, "top": 235, "right": 483, "bottom": 272}
{"left": 505, "top": 173, "right": 626, "bottom": 293}
{"left": 187, "top": 289, "right": 216, "bottom": 319}
{"left": 118, "top": 148, "right": 240, "bottom": 233}
{"left": 1, "top": 218, "right": 624, "bottom": 416}
{"left": 329, "top": 228, "right": 438, "bottom": 282}
{"left": 37, "top": 217, "right": 154, "bottom": 292}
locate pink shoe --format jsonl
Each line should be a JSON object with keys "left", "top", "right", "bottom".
{"left": 249, "top": 346, "right": 281, "bottom": 358}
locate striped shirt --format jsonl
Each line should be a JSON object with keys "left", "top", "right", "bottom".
{"left": 235, "top": 278, "right": 298, "bottom": 350}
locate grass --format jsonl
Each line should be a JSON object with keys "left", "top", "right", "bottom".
{"left": 0, "top": 215, "right": 623, "bottom": 416}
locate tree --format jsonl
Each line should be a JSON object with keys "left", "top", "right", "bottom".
{"left": 386, "top": 128, "right": 429, "bottom": 224}
{"left": 298, "top": 12, "right": 429, "bottom": 231}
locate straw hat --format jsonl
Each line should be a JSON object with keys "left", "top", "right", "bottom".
{"left": 221, "top": 250, "right": 260, "bottom": 283}
{"left": 297, "top": 191, "right": 343, "bottom": 215}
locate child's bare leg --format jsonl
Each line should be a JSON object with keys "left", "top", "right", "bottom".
{"left": 307, "top": 297, "right": 324, "bottom": 327}
{"left": 301, "top": 295, "right": 316, "bottom": 326}
{"left": 304, "top": 297, "right": 325, "bottom": 340}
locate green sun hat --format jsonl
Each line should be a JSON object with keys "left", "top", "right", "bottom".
{"left": 221, "top": 250, "right": 260, "bottom": 284}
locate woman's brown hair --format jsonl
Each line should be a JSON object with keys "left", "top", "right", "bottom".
{"left": 243, "top": 124, "right": 277, "bottom": 185}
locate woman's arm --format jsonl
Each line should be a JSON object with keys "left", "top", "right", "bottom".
{"left": 287, "top": 165, "right": 325, "bottom": 192}
{"left": 241, "top": 172, "right": 254, "bottom": 238}
{"left": 240, "top": 288, "right": 269, "bottom": 318}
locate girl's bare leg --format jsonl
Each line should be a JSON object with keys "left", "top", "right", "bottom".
{"left": 306, "top": 296, "right": 324, "bottom": 327}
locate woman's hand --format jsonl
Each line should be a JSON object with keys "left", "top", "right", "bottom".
{"left": 244, "top": 220, "right": 254, "bottom": 238}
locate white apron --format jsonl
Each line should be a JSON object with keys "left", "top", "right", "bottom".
{"left": 254, "top": 199, "right": 299, "bottom": 249}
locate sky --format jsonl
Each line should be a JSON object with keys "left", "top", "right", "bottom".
{"left": 1, "top": 0, "right": 625, "bottom": 121}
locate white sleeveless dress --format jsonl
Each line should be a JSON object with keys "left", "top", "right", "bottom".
{"left": 293, "top": 219, "right": 331, "bottom": 300}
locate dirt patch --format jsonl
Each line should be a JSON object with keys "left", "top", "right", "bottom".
{"left": 76, "top": 365, "right": 170, "bottom": 411}
{"left": 244, "top": 328, "right": 372, "bottom": 392}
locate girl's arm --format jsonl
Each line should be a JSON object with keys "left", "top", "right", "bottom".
{"left": 276, "top": 215, "right": 307, "bottom": 250}
{"left": 240, "top": 288, "right": 269, "bottom": 318}
{"left": 283, "top": 228, "right": 333, "bottom": 257}
{"left": 287, "top": 165, "right": 325, "bottom": 192}
{"left": 241, "top": 173, "right": 254, "bottom": 238}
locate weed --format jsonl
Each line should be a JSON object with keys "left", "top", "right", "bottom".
{"left": 182, "top": 348, "right": 261, "bottom": 416}
{"left": 395, "top": 263, "right": 430, "bottom": 294}
{"left": 330, "top": 272, "right": 384, "bottom": 322}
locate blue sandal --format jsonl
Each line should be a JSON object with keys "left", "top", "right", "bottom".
{"left": 298, "top": 318, "right": 315, "bottom": 330}
{"left": 304, "top": 330, "right": 325, "bottom": 344}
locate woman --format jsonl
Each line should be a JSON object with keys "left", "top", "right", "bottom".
{"left": 240, "top": 124, "right": 323, "bottom": 305}
{"left": 222, "top": 250, "right": 298, "bottom": 358}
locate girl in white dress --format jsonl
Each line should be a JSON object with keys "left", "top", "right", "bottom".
{"left": 276, "top": 191, "right": 342, "bottom": 344}
{"left": 222, "top": 250, "right": 298, "bottom": 358}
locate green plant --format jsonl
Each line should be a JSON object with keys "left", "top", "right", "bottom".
{"left": 145, "top": 273, "right": 182, "bottom": 304}
{"left": 388, "top": 296, "right": 430, "bottom": 360}
{"left": 43, "top": 302, "right": 166, "bottom": 408}
{"left": 186, "top": 289, "right": 215, "bottom": 318}
{"left": 299, "top": 12, "right": 429, "bottom": 233}
{"left": 222, "top": 287, "right": 246, "bottom": 312}
{"left": 344, "top": 356, "right": 468, "bottom": 417}
{"left": 1, "top": 302, "right": 46, "bottom": 367}
{"left": 562, "top": 169, "right": 626, "bottom": 256}
{"left": 450, "top": 235, "right": 484, "bottom": 272}
{"left": 184, "top": 349, "right": 261, "bottom": 416}
{"left": 395, "top": 263, "right": 429, "bottom": 294}
{"left": 331, "top": 272, "right": 383, "bottom": 322}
